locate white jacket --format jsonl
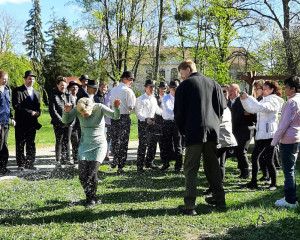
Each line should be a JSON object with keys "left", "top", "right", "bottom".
{"left": 218, "top": 107, "right": 237, "bottom": 148}
{"left": 241, "top": 94, "right": 284, "bottom": 140}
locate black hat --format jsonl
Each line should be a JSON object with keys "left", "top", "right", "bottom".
{"left": 87, "top": 79, "right": 98, "bottom": 89}
{"left": 169, "top": 79, "right": 180, "bottom": 89}
{"left": 68, "top": 80, "right": 80, "bottom": 88}
{"left": 144, "top": 79, "right": 155, "bottom": 87}
{"left": 24, "top": 70, "right": 36, "bottom": 78}
{"left": 79, "top": 74, "right": 89, "bottom": 81}
{"left": 121, "top": 71, "right": 134, "bottom": 80}
{"left": 158, "top": 81, "right": 167, "bottom": 88}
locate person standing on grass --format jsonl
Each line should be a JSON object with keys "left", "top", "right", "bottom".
{"left": 49, "top": 76, "right": 76, "bottom": 167}
{"left": 240, "top": 81, "right": 284, "bottom": 191}
{"left": 12, "top": 70, "right": 41, "bottom": 171}
{"left": 77, "top": 74, "right": 89, "bottom": 101}
{"left": 0, "top": 70, "right": 16, "bottom": 175}
{"left": 272, "top": 76, "right": 300, "bottom": 208}
{"left": 63, "top": 97, "right": 120, "bottom": 207}
{"left": 160, "top": 79, "right": 183, "bottom": 174}
{"left": 109, "top": 71, "right": 136, "bottom": 174}
{"left": 135, "top": 79, "right": 162, "bottom": 172}
{"left": 174, "top": 60, "right": 227, "bottom": 215}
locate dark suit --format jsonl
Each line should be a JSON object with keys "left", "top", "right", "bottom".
{"left": 174, "top": 72, "right": 227, "bottom": 209}
{"left": 228, "top": 97, "right": 256, "bottom": 177}
{"left": 12, "top": 85, "right": 41, "bottom": 168}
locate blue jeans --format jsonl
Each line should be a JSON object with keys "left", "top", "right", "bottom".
{"left": 280, "top": 143, "right": 299, "bottom": 204}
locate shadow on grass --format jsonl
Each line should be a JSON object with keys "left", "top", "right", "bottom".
{"left": 208, "top": 217, "right": 300, "bottom": 240}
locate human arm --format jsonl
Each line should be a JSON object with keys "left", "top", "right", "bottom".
{"left": 102, "top": 99, "right": 120, "bottom": 120}
{"left": 241, "top": 95, "right": 282, "bottom": 114}
{"left": 135, "top": 97, "right": 146, "bottom": 121}
{"left": 62, "top": 105, "right": 77, "bottom": 124}
{"left": 163, "top": 95, "right": 174, "bottom": 115}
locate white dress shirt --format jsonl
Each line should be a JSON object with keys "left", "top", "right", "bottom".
{"left": 24, "top": 84, "right": 34, "bottom": 100}
{"left": 135, "top": 93, "right": 162, "bottom": 121}
{"left": 162, "top": 93, "right": 174, "bottom": 120}
{"left": 110, "top": 82, "right": 136, "bottom": 114}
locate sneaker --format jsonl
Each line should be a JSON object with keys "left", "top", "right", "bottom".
{"left": 275, "top": 198, "right": 299, "bottom": 208}
{"left": 268, "top": 184, "right": 277, "bottom": 191}
{"left": 177, "top": 205, "right": 197, "bottom": 216}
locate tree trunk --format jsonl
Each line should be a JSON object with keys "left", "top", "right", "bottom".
{"left": 154, "top": 0, "right": 164, "bottom": 81}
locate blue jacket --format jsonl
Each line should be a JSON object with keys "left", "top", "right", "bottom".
{"left": 0, "top": 86, "right": 12, "bottom": 124}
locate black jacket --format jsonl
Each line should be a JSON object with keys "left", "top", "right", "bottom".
{"left": 76, "top": 86, "right": 89, "bottom": 102}
{"left": 94, "top": 92, "right": 107, "bottom": 104}
{"left": 12, "top": 84, "right": 41, "bottom": 130}
{"left": 174, "top": 72, "right": 227, "bottom": 147}
{"left": 227, "top": 97, "right": 256, "bottom": 141}
{"left": 49, "top": 88, "right": 75, "bottom": 127}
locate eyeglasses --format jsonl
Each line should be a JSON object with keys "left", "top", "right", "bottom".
{"left": 223, "top": 90, "right": 228, "bottom": 93}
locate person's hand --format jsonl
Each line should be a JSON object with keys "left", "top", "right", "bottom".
{"left": 241, "top": 93, "right": 248, "bottom": 100}
{"left": 64, "top": 104, "right": 73, "bottom": 113}
{"left": 11, "top": 119, "right": 16, "bottom": 127}
{"left": 243, "top": 111, "right": 250, "bottom": 116}
{"left": 147, "top": 118, "right": 153, "bottom": 125}
{"left": 31, "top": 111, "right": 39, "bottom": 117}
{"left": 113, "top": 99, "right": 121, "bottom": 107}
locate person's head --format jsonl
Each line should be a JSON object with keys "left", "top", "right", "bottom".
{"left": 284, "top": 76, "right": 300, "bottom": 97}
{"left": 178, "top": 60, "right": 197, "bottom": 80}
{"left": 221, "top": 84, "right": 229, "bottom": 101}
{"left": 263, "top": 81, "right": 282, "bottom": 97}
{"left": 112, "top": 81, "right": 119, "bottom": 88}
{"left": 144, "top": 79, "right": 155, "bottom": 96}
{"left": 23, "top": 70, "right": 36, "bottom": 88}
{"left": 253, "top": 79, "right": 265, "bottom": 99}
{"left": 86, "top": 79, "right": 99, "bottom": 96}
{"left": 76, "top": 97, "right": 94, "bottom": 118}
{"left": 56, "top": 76, "right": 67, "bottom": 93}
{"left": 79, "top": 74, "right": 89, "bottom": 87}
{"left": 0, "top": 70, "right": 8, "bottom": 86}
{"left": 99, "top": 83, "right": 108, "bottom": 95}
{"left": 68, "top": 81, "right": 80, "bottom": 96}
{"left": 169, "top": 79, "right": 180, "bottom": 96}
{"left": 121, "top": 71, "right": 134, "bottom": 87}
{"left": 228, "top": 84, "right": 240, "bottom": 100}
{"left": 158, "top": 81, "right": 167, "bottom": 95}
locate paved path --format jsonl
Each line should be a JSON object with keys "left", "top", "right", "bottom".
{"left": 0, "top": 140, "right": 152, "bottom": 181}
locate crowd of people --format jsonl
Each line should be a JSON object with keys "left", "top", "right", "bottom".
{"left": 0, "top": 60, "right": 299, "bottom": 212}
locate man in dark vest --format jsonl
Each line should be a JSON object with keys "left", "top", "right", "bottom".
{"left": 12, "top": 70, "right": 41, "bottom": 170}
{"left": 174, "top": 60, "right": 227, "bottom": 215}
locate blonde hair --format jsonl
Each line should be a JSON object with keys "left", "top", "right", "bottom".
{"left": 178, "top": 60, "right": 197, "bottom": 72}
{"left": 76, "top": 97, "right": 94, "bottom": 113}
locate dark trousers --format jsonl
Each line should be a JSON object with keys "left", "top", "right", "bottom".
{"left": 70, "top": 125, "right": 80, "bottom": 162}
{"left": 0, "top": 124, "right": 9, "bottom": 170}
{"left": 234, "top": 129, "right": 254, "bottom": 175}
{"left": 137, "top": 120, "right": 157, "bottom": 169}
{"left": 184, "top": 143, "right": 225, "bottom": 209}
{"left": 111, "top": 114, "right": 131, "bottom": 169}
{"left": 152, "top": 114, "right": 163, "bottom": 161}
{"left": 78, "top": 160, "right": 101, "bottom": 201}
{"left": 106, "top": 125, "right": 112, "bottom": 155}
{"left": 218, "top": 147, "right": 227, "bottom": 181}
{"left": 15, "top": 126, "right": 36, "bottom": 168}
{"left": 53, "top": 125, "right": 72, "bottom": 163}
{"left": 160, "top": 120, "right": 183, "bottom": 170}
{"left": 251, "top": 138, "right": 276, "bottom": 185}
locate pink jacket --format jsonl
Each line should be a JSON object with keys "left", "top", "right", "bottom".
{"left": 271, "top": 93, "right": 300, "bottom": 145}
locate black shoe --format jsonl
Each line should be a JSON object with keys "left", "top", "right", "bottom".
{"left": 86, "top": 199, "right": 96, "bottom": 208}
{"left": 259, "top": 176, "right": 270, "bottom": 182}
{"left": 63, "top": 161, "right": 74, "bottom": 166}
{"left": 18, "top": 166, "right": 25, "bottom": 171}
{"left": 243, "top": 181, "right": 258, "bottom": 189}
{"left": 117, "top": 168, "right": 124, "bottom": 174}
{"left": 110, "top": 162, "right": 117, "bottom": 169}
{"left": 203, "top": 187, "right": 213, "bottom": 196}
{"left": 145, "top": 164, "right": 159, "bottom": 170}
{"left": 137, "top": 168, "right": 145, "bottom": 173}
{"left": 174, "top": 168, "right": 181, "bottom": 174}
{"left": 205, "top": 196, "right": 226, "bottom": 209}
{"left": 25, "top": 165, "right": 37, "bottom": 170}
{"left": 160, "top": 165, "right": 169, "bottom": 171}
{"left": 239, "top": 173, "right": 250, "bottom": 179}
{"left": 177, "top": 205, "right": 197, "bottom": 216}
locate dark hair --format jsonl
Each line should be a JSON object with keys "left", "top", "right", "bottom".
{"left": 0, "top": 70, "right": 8, "bottom": 79}
{"left": 263, "top": 81, "right": 282, "bottom": 97}
{"left": 178, "top": 60, "right": 197, "bottom": 72}
{"left": 56, "top": 76, "right": 67, "bottom": 85}
{"left": 284, "top": 76, "right": 300, "bottom": 93}
{"left": 113, "top": 81, "right": 119, "bottom": 87}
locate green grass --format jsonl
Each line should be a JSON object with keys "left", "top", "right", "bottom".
{"left": 7, "top": 110, "right": 139, "bottom": 149}
{"left": 0, "top": 159, "right": 299, "bottom": 239}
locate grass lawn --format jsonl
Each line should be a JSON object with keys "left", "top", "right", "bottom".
{"left": 0, "top": 158, "right": 299, "bottom": 239}
{"left": 7, "top": 109, "right": 139, "bottom": 149}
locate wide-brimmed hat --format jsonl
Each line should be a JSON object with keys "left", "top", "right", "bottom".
{"left": 121, "top": 71, "right": 134, "bottom": 80}
{"left": 79, "top": 74, "right": 89, "bottom": 81}
{"left": 68, "top": 80, "right": 80, "bottom": 88}
{"left": 169, "top": 79, "right": 180, "bottom": 89}
{"left": 24, "top": 70, "right": 36, "bottom": 78}
{"left": 144, "top": 79, "right": 155, "bottom": 87}
{"left": 87, "top": 79, "right": 98, "bottom": 89}
{"left": 158, "top": 81, "right": 167, "bottom": 88}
